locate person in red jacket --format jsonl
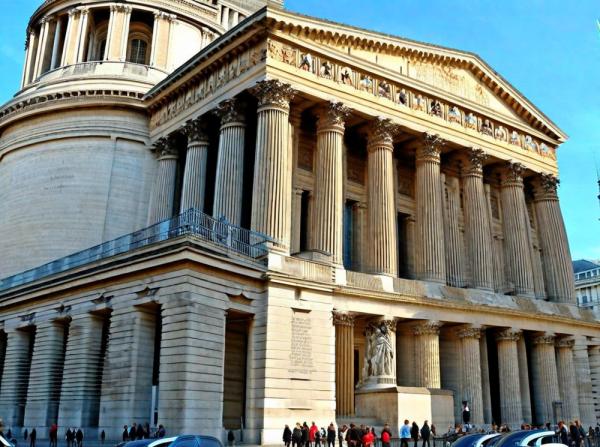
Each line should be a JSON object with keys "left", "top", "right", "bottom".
{"left": 309, "top": 422, "right": 318, "bottom": 447}
{"left": 362, "top": 427, "right": 375, "bottom": 447}
{"left": 381, "top": 424, "right": 392, "bottom": 447}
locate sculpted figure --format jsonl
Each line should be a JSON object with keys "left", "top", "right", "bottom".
{"left": 299, "top": 53, "right": 312, "bottom": 71}
{"left": 465, "top": 112, "right": 477, "bottom": 129}
{"left": 481, "top": 119, "right": 493, "bottom": 136}
{"left": 398, "top": 88, "right": 408, "bottom": 105}
{"left": 339, "top": 66, "right": 353, "bottom": 85}
{"left": 525, "top": 135, "right": 539, "bottom": 152}
{"left": 370, "top": 323, "right": 394, "bottom": 376}
{"left": 320, "top": 61, "right": 333, "bottom": 79}
{"left": 495, "top": 125, "right": 507, "bottom": 141}
{"left": 510, "top": 130, "right": 520, "bottom": 145}
{"left": 378, "top": 80, "right": 391, "bottom": 98}
{"left": 361, "top": 327, "right": 373, "bottom": 381}
{"left": 540, "top": 143, "right": 550, "bottom": 154}
{"left": 448, "top": 105, "right": 461, "bottom": 123}
{"left": 413, "top": 94, "right": 427, "bottom": 112}
{"left": 359, "top": 75, "right": 373, "bottom": 92}
{"left": 430, "top": 99, "right": 443, "bottom": 117}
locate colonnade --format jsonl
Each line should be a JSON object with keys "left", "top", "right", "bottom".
{"left": 332, "top": 313, "right": 594, "bottom": 427}
{"left": 147, "top": 80, "right": 575, "bottom": 304}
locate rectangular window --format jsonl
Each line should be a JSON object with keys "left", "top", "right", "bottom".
{"left": 299, "top": 191, "right": 310, "bottom": 252}
{"left": 343, "top": 200, "right": 356, "bottom": 269}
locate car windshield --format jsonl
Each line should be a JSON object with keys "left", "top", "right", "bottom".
{"left": 452, "top": 434, "right": 485, "bottom": 447}
{"left": 125, "top": 441, "right": 153, "bottom": 447}
{"left": 496, "top": 431, "right": 552, "bottom": 447}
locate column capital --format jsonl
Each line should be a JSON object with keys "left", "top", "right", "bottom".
{"left": 153, "top": 136, "right": 178, "bottom": 159}
{"left": 68, "top": 8, "right": 79, "bottom": 17}
{"left": 154, "top": 10, "right": 177, "bottom": 21}
{"left": 495, "top": 328, "right": 522, "bottom": 342}
{"left": 182, "top": 118, "right": 209, "bottom": 145}
{"left": 216, "top": 98, "right": 246, "bottom": 126}
{"left": 461, "top": 147, "right": 487, "bottom": 178}
{"left": 367, "top": 117, "right": 397, "bottom": 151}
{"left": 500, "top": 161, "right": 525, "bottom": 188}
{"left": 457, "top": 325, "right": 484, "bottom": 339}
{"left": 252, "top": 79, "right": 295, "bottom": 110}
{"left": 532, "top": 332, "right": 556, "bottom": 345}
{"left": 110, "top": 4, "right": 133, "bottom": 13}
{"left": 332, "top": 311, "right": 355, "bottom": 327}
{"left": 532, "top": 173, "right": 559, "bottom": 201}
{"left": 317, "top": 101, "right": 350, "bottom": 134}
{"left": 555, "top": 337, "right": 574, "bottom": 349}
{"left": 412, "top": 320, "right": 442, "bottom": 336}
{"left": 416, "top": 132, "right": 445, "bottom": 163}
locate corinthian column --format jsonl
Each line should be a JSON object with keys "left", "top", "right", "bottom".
{"left": 533, "top": 174, "right": 576, "bottom": 303}
{"left": 415, "top": 133, "right": 446, "bottom": 283}
{"left": 147, "top": 137, "right": 179, "bottom": 225}
{"left": 250, "top": 80, "right": 295, "bottom": 250}
{"left": 105, "top": 4, "right": 133, "bottom": 61}
{"left": 366, "top": 118, "right": 398, "bottom": 276}
{"left": 443, "top": 175, "right": 467, "bottom": 287}
{"left": 555, "top": 338, "right": 579, "bottom": 422}
{"left": 517, "top": 336, "right": 533, "bottom": 424}
{"left": 180, "top": 118, "right": 209, "bottom": 213}
{"left": 333, "top": 311, "right": 355, "bottom": 416}
{"left": 500, "top": 162, "right": 535, "bottom": 297}
{"left": 458, "top": 326, "right": 484, "bottom": 425}
{"left": 531, "top": 333, "right": 561, "bottom": 425}
{"left": 413, "top": 321, "right": 442, "bottom": 388}
{"left": 312, "top": 102, "right": 349, "bottom": 265}
{"left": 495, "top": 329, "right": 523, "bottom": 427}
{"left": 462, "top": 148, "right": 495, "bottom": 290}
{"left": 213, "top": 99, "right": 246, "bottom": 225}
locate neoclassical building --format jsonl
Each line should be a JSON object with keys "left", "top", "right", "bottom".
{"left": 0, "top": 1, "right": 599, "bottom": 444}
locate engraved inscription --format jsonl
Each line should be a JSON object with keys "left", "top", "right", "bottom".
{"left": 289, "top": 313, "right": 313, "bottom": 374}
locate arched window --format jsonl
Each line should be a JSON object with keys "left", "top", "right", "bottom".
{"left": 128, "top": 39, "right": 148, "bottom": 64}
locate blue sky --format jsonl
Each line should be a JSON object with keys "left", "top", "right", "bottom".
{"left": 1, "top": 0, "right": 599, "bottom": 260}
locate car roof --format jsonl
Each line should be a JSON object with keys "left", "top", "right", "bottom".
{"left": 124, "top": 441, "right": 154, "bottom": 447}
{"left": 452, "top": 434, "right": 487, "bottom": 447}
{"left": 149, "top": 438, "right": 177, "bottom": 447}
{"left": 496, "top": 430, "right": 555, "bottom": 447}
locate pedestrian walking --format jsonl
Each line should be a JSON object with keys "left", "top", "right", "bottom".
{"left": 327, "top": 424, "right": 336, "bottom": 447}
{"left": 310, "top": 422, "right": 318, "bottom": 447}
{"left": 381, "top": 424, "right": 392, "bottom": 447}
{"left": 122, "top": 426, "right": 129, "bottom": 442}
{"left": 292, "top": 423, "right": 302, "bottom": 447}
{"left": 100, "top": 430, "right": 105, "bottom": 445}
{"left": 420, "top": 421, "right": 431, "bottom": 447}
{"left": 75, "top": 428, "right": 83, "bottom": 447}
{"left": 361, "top": 427, "right": 375, "bottom": 447}
{"left": 283, "top": 425, "right": 292, "bottom": 447}
{"left": 400, "top": 420, "right": 411, "bottom": 447}
{"left": 411, "top": 422, "right": 419, "bottom": 447}
{"left": 301, "top": 423, "right": 309, "bottom": 447}
{"left": 228, "top": 430, "right": 235, "bottom": 447}
{"left": 49, "top": 424, "right": 58, "bottom": 447}
{"left": 557, "top": 421, "right": 568, "bottom": 446}
{"left": 65, "top": 428, "right": 73, "bottom": 447}
{"left": 157, "top": 425, "right": 166, "bottom": 438}
{"left": 30, "top": 428, "right": 37, "bottom": 447}
{"left": 346, "top": 424, "right": 360, "bottom": 447}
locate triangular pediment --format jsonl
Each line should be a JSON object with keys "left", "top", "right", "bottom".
{"left": 265, "top": 8, "right": 566, "bottom": 142}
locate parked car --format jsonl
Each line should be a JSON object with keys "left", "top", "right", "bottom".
{"left": 168, "top": 435, "right": 223, "bottom": 447}
{"left": 495, "top": 430, "right": 560, "bottom": 447}
{"left": 0, "top": 435, "right": 15, "bottom": 447}
{"left": 116, "top": 437, "right": 176, "bottom": 447}
{"left": 452, "top": 433, "right": 502, "bottom": 447}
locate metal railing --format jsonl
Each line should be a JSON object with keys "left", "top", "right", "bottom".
{"left": 0, "top": 208, "right": 272, "bottom": 292}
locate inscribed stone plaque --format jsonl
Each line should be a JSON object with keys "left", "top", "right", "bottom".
{"left": 289, "top": 311, "right": 313, "bottom": 379}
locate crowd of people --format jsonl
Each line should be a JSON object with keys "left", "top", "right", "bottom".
{"left": 121, "top": 423, "right": 166, "bottom": 442}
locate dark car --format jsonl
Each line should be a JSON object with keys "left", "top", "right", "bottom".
{"left": 168, "top": 436, "right": 223, "bottom": 447}
{"left": 116, "top": 437, "right": 176, "bottom": 447}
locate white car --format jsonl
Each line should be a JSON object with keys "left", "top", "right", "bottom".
{"left": 0, "top": 435, "right": 14, "bottom": 447}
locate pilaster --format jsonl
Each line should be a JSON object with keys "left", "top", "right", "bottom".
{"left": 105, "top": 4, "right": 133, "bottom": 61}
{"left": 333, "top": 311, "right": 355, "bottom": 416}
{"left": 180, "top": 118, "right": 209, "bottom": 213}
{"left": 151, "top": 11, "right": 176, "bottom": 69}
{"left": 413, "top": 320, "right": 442, "bottom": 388}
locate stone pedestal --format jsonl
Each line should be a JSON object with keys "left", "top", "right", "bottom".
{"left": 458, "top": 326, "right": 484, "bottom": 425}
{"left": 533, "top": 174, "right": 576, "bottom": 303}
{"left": 147, "top": 137, "right": 179, "bottom": 225}
{"left": 495, "top": 329, "right": 523, "bottom": 427}
{"left": 58, "top": 313, "right": 107, "bottom": 429}
{"left": 413, "top": 321, "right": 442, "bottom": 388}
{"left": 180, "top": 118, "right": 209, "bottom": 212}
{"left": 213, "top": 99, "right": 246, "bottom": 225}
{"left": 500, "top": 163, "right": 535, "bottom": 297}
{"left": 24, "top": 321, "right": 68, "bottom": 433}
{"left": 0, "top": 328, "right": 35, "bottom": 428}
{"left": 366, "top": 118, "right": 398, "bottom": 276}
{"left": 555, "top": 338, "right": 579, "bottom": 422}
{"left": 462, "top": 149, "right": 494, "bottom": 290}
{"left": 415, "top": 134, "right": 446, "bottom": 283}
{"left": 312, "top": 102, "right": 348, "bottom": 265}
{"left": 250, "top": 80, "right": 295, "bottom": 251}
{"left": 333, "top": 311, "right": 354, "bottom": 416}
{"left": 531, "top": 333, "right": 561, "bottom": 425}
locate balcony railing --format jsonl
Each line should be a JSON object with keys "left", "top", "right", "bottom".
{"left": 0, "top": 209, "right": 272, "bottom": 293}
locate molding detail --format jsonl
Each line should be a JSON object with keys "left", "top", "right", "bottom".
{"left": 457, "top": 325, "right": 483, "bottom": 339}
{"left": 555, "top": 337, "right": 574, "bottom": 349}
{"left": 532, "top": 333, "right": 556, "bottom": 345}
{"left": 332, "top": 311, "right": 355, "bottom": 327}
{"left": 153, "top": 136, "right": 178, "bottom": 159}
{"left": 533, "top": 173, "right": 559, "bottom": 201}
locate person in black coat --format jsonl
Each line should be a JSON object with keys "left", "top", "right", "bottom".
{"left": 420, "top": 421, "right": 431, "bottom": 447}
{"left": 122, "top": 426, "right": 129, "bottom": 442}
{"left": 557, "top": 422, "right": 568, "bottom": 446}
{"left": 30, "top": 428, "right": 37, "bottom": 447}
{"left": 327, "top": 424, "right": 336, "bottom": 447}
{"left": 301, "top": 423, "right": 309, "bottom": 447}
{"left": 283, "top": 425, "right": 292, "bottom": 447}
{"left": 75, "top": 428, "right": 84, "bottom": 447}
{"left": 410, "top": 423, "right": 419, "bottom": 447}
{"left": 292, "top": 423, "right": 303, "bottom": 447}
{"left": 136, "top": 424, "right": 144, "bottom": 440}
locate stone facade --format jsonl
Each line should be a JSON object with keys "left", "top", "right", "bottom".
{"left": 1, "top": 2, "right": 599, "bottom": 446}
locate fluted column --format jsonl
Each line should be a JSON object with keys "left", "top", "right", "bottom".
{"left": 531, "top": 333, "right": 561, "bottom": 425}
{"left": 105, "top": 4, "right": 132, "bottom": 61}
{"left": 462, "top": 148, "right": 495, "bottom": 290}
{"left": 555, "top": 338, "right": 579, "bottom": 422}
{"left": 213, "top": 99, "right": 246, "bottom": 225}
{"left": 479, "top": 334, "right": 493, "bottom": 424}
{"left": 443, "top": 175, "right": 467, "bottom": 287}
{"left": 500, "top": 162, "right": 535, "bottom": 297}
{"left": 33, "top": 17, "right": 51, "bottom": 79}
{"left": 366, "top": 118, "right": 398, "bottom": 276}
{"left": 458, "top": 325, "right": 484, "bottom": 425}
{"left": 58, "top": 313, "right": 107, "bottom": 428}
{"left": 147, "top": 137, "right": 179, "bottom": 225}
{"left": 75, "top": 7, "right": 89, "bottom": 63}
{"left": 180, "top": 119, "right": 209, "bottom": 212}
{"left": 0, "top": 328, "right": 35, "bottom": 427}
{"left": 62, "top": 8, "right": 80, "bottom": 66}
{"left": 413, "top": 321, "right": 442, "bottom": 388}
{"left": 496, "top": 329, "right": 523, "bottom": 427}
{"left": 333, "top": 311, "right": 355, "bottom": 416}
{"left": 311, "top": 102, "right": 349, "bottom": 264}
{"left": 50, "top": 17, "right": 63, "bottom": 70}
{"left": 24, "top": 321, "right": 68, "bottom": 433}
{"left": 22, "top": 29, "right": 38, "bottom": 87}
{"left": 415, "top": 133, "right": 446, "bottom": 283}
{"left": 250, "top": 80, "right": 295, "bottom": 250}
{"left": 533, "top": 174, "right": 576, "bottom": 303}
{"left": 517, "top": 336, "right": 533, "bottom": 424}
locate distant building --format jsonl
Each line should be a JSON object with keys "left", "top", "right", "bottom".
{"left": 574, "top": 259, "right": 600, "bottom": 308}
